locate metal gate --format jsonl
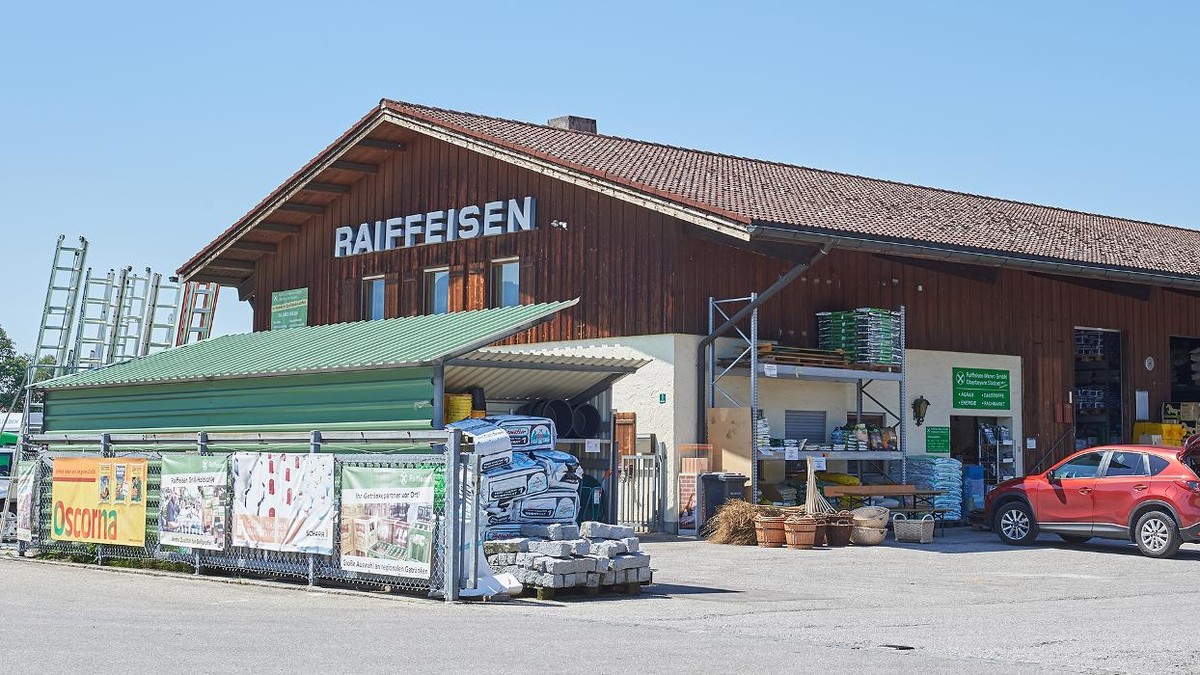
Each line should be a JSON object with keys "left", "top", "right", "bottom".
{"left": 618, "top": 453, "right": 664, "bottom": 533}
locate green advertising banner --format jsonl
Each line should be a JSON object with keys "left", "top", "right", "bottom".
{"left": 340, "top": 466, "right": 437, "bottom": 580}
{"left": 925, "top": 426, "right": 951, "bottom": 454}
{"left": 160, "top": 455, "right": 229, "bottom": 551}
{"left": 953, "top": 367, "right": 1011, "bottom": 410}
{"left": 270, "top": 287, "right": 308, "bottom": 330}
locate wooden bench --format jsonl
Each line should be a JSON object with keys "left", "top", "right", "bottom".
{"left": 823, "top": 485, "right": 949, "bottom": 535}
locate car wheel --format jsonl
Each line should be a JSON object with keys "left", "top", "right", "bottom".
{"left": 1058, "top": 534, "right": 1091, "bottom": 544}
{"left": 994, "top": 501, "right": 1038, "bottom": 545}
{"left": 1134, "top": 510, "right": 1182, "bottom": 559}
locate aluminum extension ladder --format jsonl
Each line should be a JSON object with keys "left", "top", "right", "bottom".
{"left": 174, "top": 281, "right": 220, "bottom": 345}
{"left": 32, "top": 235, "right": 88, "bottom": 379}
{"left": 140, "top": 273, "right": 182, "bottom": 355}
{"left": 70, "top": 266, "right": 129, "bottom": 371}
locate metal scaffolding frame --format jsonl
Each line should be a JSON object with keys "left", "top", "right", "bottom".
{"left": 703, "top": 300, "right": 908, "bottom": 501}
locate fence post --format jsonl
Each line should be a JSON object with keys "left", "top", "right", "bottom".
{"left": 97, "top": 433, "right": 111, "bottom": 566}
{"left": 308, "top": 430, "right": 321, "bottom": 587}
{"left": 443, "top": 428, "right": 461, "bottom": 602}
{"left": 468, "top": 454, "right": 481, "bottom": 591}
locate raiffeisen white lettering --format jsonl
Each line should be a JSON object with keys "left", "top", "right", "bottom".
{"left": 334, "top": 226, "right": 355, "bottom": 257}
{"left": 403, "top": 213, "right": 425, "bottom": 247}
{"left": 482, "top": 201, "right": 505, "bottom": 236}
{"left": 352, "top": 223, "right": 374, "bottom": 255}
{"left": 457, "top": 205, "right": 481, "bottom": 239}
{"left": 507, "top": 196, "right": 535, "bottom": 233}
{"left": 425, "top": 210, "right": 447, "bottom": 244}
{"left": 330, "top": 196, "right": 536, "bottom": 257}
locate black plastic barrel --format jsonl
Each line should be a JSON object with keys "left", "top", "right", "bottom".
{"left": 570, "top": 404, "right": 601, "bottom": 439}
{"left": 533, "top": 398, "right": 573, "bottom": 436}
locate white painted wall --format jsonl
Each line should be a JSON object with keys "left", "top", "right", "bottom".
{"left": 516, "top": 336, "right": 1024, "bottom": 529}
{"left": 904, "top": 349, "right": 1023, "bottom": 473}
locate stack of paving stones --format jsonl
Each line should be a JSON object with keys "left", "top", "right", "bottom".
{"left": 484, "top": 521, "right": 652, "bottom": 598}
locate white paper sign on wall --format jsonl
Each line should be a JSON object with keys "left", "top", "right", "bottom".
{"left": 812, "top": 457, "right": 827, "bottom": 471}
{"left": 763, "top": 363, "right": 778, "bottom": 378}
{"left": 585, "top": 439, "right": 601, "bottom": 454}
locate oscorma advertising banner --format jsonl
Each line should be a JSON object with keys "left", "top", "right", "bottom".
{"left": 340, "top": 466, "right": 437, "bottom": 580}
{"left": 159, "top": 455, "right": 229, "bottom": 550}
{"left": 50, "top": 457, "right": 148, "bottom": 546}
{"left": 231, "top": 452, "right": 334, "bottom": 554}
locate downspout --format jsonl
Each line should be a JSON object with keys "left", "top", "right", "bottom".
{"left": 695, "top": 244, "right": 832, "bottom": 442}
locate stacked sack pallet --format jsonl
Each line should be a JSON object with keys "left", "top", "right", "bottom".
{"left": 817, "top": 308, "right": 902, "bottom": 367}
{"left": 484, "top": 521, "right": 652, "bottom": 597}
{"left": 898, "top": 456, "right": 964, "bottom": 522}
{"left": 450, "top": 415, "right": 583, "bottom": 541}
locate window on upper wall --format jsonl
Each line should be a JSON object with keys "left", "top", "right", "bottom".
{"left": 424, "top": 267, "right": 450, "bottom": 315}
{"left": 361, "top": 276, "right": 385, "bottom": 321}
{"left": 490, "top": 257, "right": 520, "bottom": 308}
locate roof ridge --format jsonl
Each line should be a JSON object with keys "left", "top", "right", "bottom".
{"left": 381, "top": 98, "right": 1196, "bottom": 233}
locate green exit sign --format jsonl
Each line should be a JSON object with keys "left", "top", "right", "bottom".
{"left": 953, "top": 367, "right": 1011, "bottom": 410}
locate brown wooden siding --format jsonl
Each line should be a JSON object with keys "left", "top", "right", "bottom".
{"left": 247, "top": 132, "right": 1200, "bottom": 470}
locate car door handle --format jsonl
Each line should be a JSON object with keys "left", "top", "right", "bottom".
{"left": 1133, "top": 484, "right": 1149, "bottom": 492}
{"left": 1078, "top": 487, "right": 1093, "bottom": 495}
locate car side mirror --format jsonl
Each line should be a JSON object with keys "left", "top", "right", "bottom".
{"left": 1046, "top": 470, "right": 1058, "bottom": 482}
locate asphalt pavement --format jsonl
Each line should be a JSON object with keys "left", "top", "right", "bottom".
{"left": 2, "top": 530, "right": 1196, "bottom": 674}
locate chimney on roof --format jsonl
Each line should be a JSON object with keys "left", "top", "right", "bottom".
{"left": 547, "top": 115, "right": 597, "bottom": 133}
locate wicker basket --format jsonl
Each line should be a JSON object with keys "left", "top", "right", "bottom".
{"left": 850, "top": 526, "right": 888, "bottom": 546}
{"left": 754, "top": 515, "right": 788, "bottom": 548}
{"left": 850, "top": 506, "right": 890, "bottom": 529}
{"left": 784, "top": 517, "right": 817, "bottom": 549}
{"left": 826, "top": 519, "right": 853, "bottom": 547}
{"left": 893, "top": 513, "right": 935, "bottom": 544}
{"left": 812, "top": 515, "right": 828, "bottom": 547}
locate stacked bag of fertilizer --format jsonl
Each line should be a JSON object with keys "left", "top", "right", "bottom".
{"left": 484, "top": 521, "right": 652, "bottom": 591}
{"left": 450, "top": 415, "right": 584, "bottom": 541}
{"left": 817, "top": 308, "right": 902, "bottom": 367}
{"left": 901, "top": 456, "right": 964, "bottom": 522}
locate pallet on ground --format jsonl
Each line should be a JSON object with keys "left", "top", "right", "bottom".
{"left": 520, "top": 577, "right": 652, "bottom": 601}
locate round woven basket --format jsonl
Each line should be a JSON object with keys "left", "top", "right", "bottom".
{"left": 850, "top": 525, "right": 888, "bottom": 546}
{"left": 783, "top": 517, "right": 817, "bottom": 550}
{"left": 850, "top": 506, "right": 890, "bottom": 529}
{"left": 753, "top": 515, "right": 788, "bottom": 548}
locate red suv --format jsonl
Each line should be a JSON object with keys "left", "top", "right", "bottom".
{"left": 986, "top": 442, "right": 1200, "bottom": 558}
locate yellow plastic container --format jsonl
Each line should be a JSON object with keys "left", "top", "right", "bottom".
{"left": 444, "top": 393, "right": 473, "bottom": 423}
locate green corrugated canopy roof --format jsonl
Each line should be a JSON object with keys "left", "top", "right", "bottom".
{"left": 36, "top": 299, "right": 578, "bottom": 390}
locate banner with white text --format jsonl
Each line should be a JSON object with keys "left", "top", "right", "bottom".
{"left": 340, "top": 466, "right": 436, "bottom": 579}
{"left": 159, "top": 455, "right": 229, "bottom": 550}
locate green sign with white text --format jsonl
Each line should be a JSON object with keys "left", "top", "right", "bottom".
{"left": 953, "top": 367, "right": 1011, "bottom": 410}
{"left": 925, "top": 426, "right": 950, "bottom": 454}
{"left": 270, "top": 288, "right": 309, "bottom": 330}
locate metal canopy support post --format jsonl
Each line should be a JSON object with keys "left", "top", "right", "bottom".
{"left": 432, "top": 362, "right": 446, "bottom": 429}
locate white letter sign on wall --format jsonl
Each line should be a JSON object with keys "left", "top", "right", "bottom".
{"left": 333, "top": 196, "right": 536, "bottom": 258}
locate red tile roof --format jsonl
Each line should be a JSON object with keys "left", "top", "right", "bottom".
{"left": 181, "top": 99, "right": 1200, "bottom": 281}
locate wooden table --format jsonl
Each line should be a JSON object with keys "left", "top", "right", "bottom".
{"left": 822, "top": 484, "right": 948, "bottom": 532}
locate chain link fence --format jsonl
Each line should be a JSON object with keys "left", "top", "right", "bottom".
{"left": 17, "top": 429, "right": 469, "bottom": 600}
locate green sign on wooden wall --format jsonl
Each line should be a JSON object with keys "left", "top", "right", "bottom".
{"left": 271, "top": 288, "right": 309, "bottom": 330}
{"left": 953, "top": 367, "right": 1011, "bottom": 410}
{"left": 925, "top": 426, "right": 950, "bottom": 454}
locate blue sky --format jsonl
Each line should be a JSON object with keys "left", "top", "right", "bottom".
{"left": 1, "top": 1, "right": 1197, "bottom": 354}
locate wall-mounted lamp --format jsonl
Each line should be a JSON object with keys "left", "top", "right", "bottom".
{"left": 912, "top": 395, "right": 930, "bottom": 427}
